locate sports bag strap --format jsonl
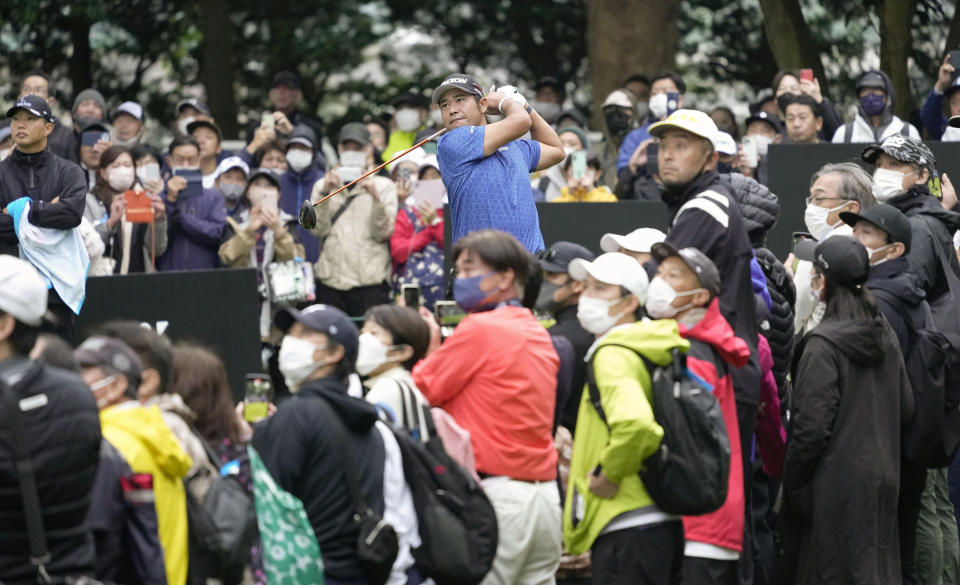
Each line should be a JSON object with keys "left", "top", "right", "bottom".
{"left": 0, "top": 374, "right": 53, "bottom": 583}
{"left": 330, "top": 193, "right": 360, "bottom": 228}
{"left": 586, "top": 343, "right": 662, "bottom": 429}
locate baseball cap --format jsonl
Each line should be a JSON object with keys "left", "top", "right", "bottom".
{"left": 712, "top": 131, "right": 738, "bottom": 157}
{"left": 602, "top": 89, "right": 634, "bottom": 109}
{"left": 6, "top": 95, "right": 55, "bottom": 124}
{"left": 111, "top": 101, "right": 144, "bottom": 122}
{"left": 247, "top": 167, "right": 281, "bottom": 189}
{"left": 271, "top": 71, "right": 301, "bottom": 90}
{"left": 432, "top": 73, "right": 484, "bottom": 105}
{"left": 75, "top": 336, "right": 143, "bottom": 390}
{"left": 557, "top": 108, "right": 587, "bottom": 128}
{"left": 287, "top": 124, "right": 317, "bottom": 150}
{"left": 745, "top": 111, "right": 783, "bottom": 135}
{"left": 418, "top": 154, "right": 440, "bottom": 177}
{"left": 535, "top": 76, "right": 563, "bottom": 92}
{"left": 212, "top": 156, "right": 250, "bottom": 181}
{"left": 568, "top": 252, "right": 650, "bottom": 303}
{"left": 861, "top": 135, "right": 937, "bottom": 175}
{"left": 812, "top": 235, "right": 870, "bottom": 288}
{"left": 649, "top": 109, "right": 719, "bottom": 142}
{"left": 650, "top": 242, "right": 722, "bottom": 298}
{"left": 393, "top": 92, "right": 426, "bottom": 109}
{"left": 275, "top": 304, "right": 360, "bottom": 365}
{"left": 856, "top": 71, "right": 887, "bottom": 91}
{"left": 175, "top": 98, "right": 211, "bottom": 116}
{"left": 77, "top": 118, "right": 111, "bottom": 142}
{"left": 186, "top": 118, "right": 222, "bottom": 141}
{"left": 338, "top": 122, "right": 371, "bottom": 147}
{"left": 600, "top": 227, "right": 667, "bottom": 254}
{"left": 0, "top": 256, "right": 49, "bottom": 326}
{"left": 839, "top": 203, "right": 912, "bottom": 253}
{"left": 539, "top": 241, "right": 595, "bottom": 273}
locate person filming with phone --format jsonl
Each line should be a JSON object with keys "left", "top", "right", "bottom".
{"left": 921, "top": 50, "right": 960, "bottom": 140}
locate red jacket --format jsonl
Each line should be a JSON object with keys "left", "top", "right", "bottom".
{"left": 677, "top": 299, "right": 750, "bottom": 552}
{"left": 390, "top": 207, "right": 444, "bottom": 266}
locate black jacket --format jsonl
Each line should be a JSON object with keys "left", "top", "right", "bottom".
{"left": 252, "top": 376, "right": 385, "bottom": 580}
{"left": 755, "top": 247, "right": 796, "bottom": 399}
{"left": 48, "top": 123, "right": 78, "bottom": 164}
{"left": 866, "top": 257, "right": 927, "bottom": 358}
{"left": 549, "top": 305, "right": 596, "bottom": 431}
{"left": 723, "top": 172, "right": 780, "bottom": 247}
{"left": 663, "top": 170, "right": 761, "bottom": 405}
{"left": 783, "top": 316, "right": 912, "bottom": 584}
{"left": 0, "top": 148, "right": 87, "bottom": 257}
{"left": 0, "top": 358, "right": 102, "bottom": 585}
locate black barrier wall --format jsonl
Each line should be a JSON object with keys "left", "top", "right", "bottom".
{"left": 76, "top": 268, "right": 262, "bottom": 400}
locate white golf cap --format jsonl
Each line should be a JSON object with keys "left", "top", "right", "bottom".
{"left": 602, "top": 89, "right": 633, "bottom": 109}
{"left": 0, "top": 256, "right": 49, "bottom": 326}
{"left": 112, "top": 100, "right": 144, "bottom": 122}
{"left": 212, "top": 156, "right": 250, "bottom": 181}
{"left": 419, "top": 154, "right": 440, "bottom": 173}
{"left": 568, "top": 252, "right": 650, "bottom": 303}
{"left": 712, "top": 131, "right": 737, "bottom": 156}
{"left": 600, "top": 227, "right": 667, "bottom": 254}
{"left": 388, "top": 146, "right": 426, "bottom": 171}
{"left": 648, "top": 108, "right": 719, "bottom": 142}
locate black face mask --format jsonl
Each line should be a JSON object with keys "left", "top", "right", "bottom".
{"left": 605, "top": 110, "right": 632, "bottom": 135}
{"left": 716, "top": 161, "right": 733, "bottom": 174}
{"left": 534, "top": 280, "right": 568, "bottom": 314}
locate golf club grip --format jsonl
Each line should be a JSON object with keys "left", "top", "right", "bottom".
{"left": 312, "top": 129, "right": 447, "bottom": 207}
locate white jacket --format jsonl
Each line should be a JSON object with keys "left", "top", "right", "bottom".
{"left": 831, "top": 113, "right": 920, "bottom": 143}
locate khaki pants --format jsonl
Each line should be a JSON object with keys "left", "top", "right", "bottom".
{"left": 917, "top": 467, "right": 960, "bottom": 585}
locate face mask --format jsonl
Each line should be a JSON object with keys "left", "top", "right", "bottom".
{"left": 534, "top": 101, "right": 562, "bottom": 124}
{"left": 278, "top": 336, "right": 328, "bottom": 392}
{"left": 535, "top": 280, "right": 570, "bottom": 314}
{"left": 113, "top": 132, "right": 141, "bottom": 149}
{"left": 453, "top": 272, "right": 496, "bottom": 312}
{"left": 717, "top": 161, "right": 733, "bottom": 174}
{"left": 107, "top": 167, "right": 135, "bottom": 192}
{"left": 605, "top": 110, "right": 631, "bottom": 135}
{"left": 872, "top": 167, "right": 912, "bottom": 203}
{"left": 430, "top": 108, "right": 444, "bottom": 127}
{"left": 177, "top": 117, "right": 196, "bottom": 136}
{"left": 286, "top": 149, "right": 313, "bottom": 173}
{"left": 338, "top": 150, "right": 367, "bottom": 183}
{"left": 171, "top": 165, "right": 200, "bottom": 173}
{"left": 749, "top": 134, "right": 774, "bottom": 157}
{"left": 648, "top": 93, "right": 669, "bottom": 120}
{"left": 804, "top": 200, "right": 850, "bottom": 240}
{"left": 355, "top": 332, "right": 402, "bottom": 376}
{"left": 136, "top": 163, "right": 160, "bottom": 185}
{"left": 865, "top": 243, "right": 895, "bottom": 266}
{"left": 645, "top": 277, "right": 704, "bottom": 319}
{"left": 395, "top": 108, "right": 421, "bottom": 133}
{"left": 0, "top": 148, "right": 10, "bottom": 161}
{"left": 577, "top": 295, "right": 629, "bottom": 335}
{"left": 860, "top": 93, "right": 886, "bottom": 117}
{"left": 219, "top": 182, "right": 246, "bottom": 203}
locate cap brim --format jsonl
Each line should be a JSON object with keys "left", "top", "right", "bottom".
{"left": 6, "top": 106, "right": 44, "bottom": 120}
{"left": 861, "top": 144, "right": 883, "bottom": 164}
{"left": 839, "top": 211, "right": 870, "bottom": 229}
{"left": 287, "top": 137, "right": 314, "bottom": 149}
{"left": 273, "top": 307, "right": 300, "bottom": 333}
{"left": 650, "top": 241, "right": 680, "bottom": 263}
{"left": 793, "top": 239, "right": 818, "bottom": 262}
{"left": 950, "top": 116, "right": 960, "bottom": 129}
{"left": 186, "top": 120, "right": 221, "bottom": 138}
{"left": 540, "top": 258, "right": 567, "bottom": 272}
{"left": 600, "top": 234, "right": 622, "bottom": 253}
{"left": 648, "top": 120, "right": 713, "bottom": 141}
{"left": 567, "top": 258, "right": 592, "bottom": 281}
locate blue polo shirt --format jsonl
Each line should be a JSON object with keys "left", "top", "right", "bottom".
{"left": 437, "top": 125, "right": 545, "bottom": 252}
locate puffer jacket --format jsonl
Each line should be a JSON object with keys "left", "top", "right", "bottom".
{"left": 309, "top": 175, "right": 397, "bottom": 290}
{"left": 723, "top": 172, "right": 780, "bottom": 246}
{"left": 563, "top": 319, "right": 690, "bottom": 555}
{"left": 754, "top": 247, "right": 796, "bottom": 399}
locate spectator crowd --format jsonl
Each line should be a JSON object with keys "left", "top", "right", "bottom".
{"left": 0, "top": 53, "right": 959, "bottom": 585}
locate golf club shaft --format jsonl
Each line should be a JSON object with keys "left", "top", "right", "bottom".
{"left": 311, "top": 128, "right": 447, "bottom": 207}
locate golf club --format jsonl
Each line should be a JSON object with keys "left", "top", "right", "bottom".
{"left": 299, "top": 128, "right": 447, "bottom": 229}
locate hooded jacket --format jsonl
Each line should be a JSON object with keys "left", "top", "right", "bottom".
{"left": 563, "top": 319, "right": 690, "bottom": 555}
{"left": 783, "top": 316, "right": 912, "bottom": 585}
{"left": 831, "top": 71, "right": 920, "bottom": 143}
{"left": 101, "top": 403, "right": 193, "bottom": 585}
{"left": 0, "top": 147, "right": 88, "bottom": 257}
{"left": 157, "top": 187, "right": 226, "bottom": 271}
{"left": 251, "top": 377, "right": 386, "bottom": 581}
{"left": 663, "top": 169, "right": 761, "bottom": 405}
{"left": 678, "top": 300, "right": 750, "bottom": 554}
{"left": 865, "top": 257, "right": 927, "bottom": 355}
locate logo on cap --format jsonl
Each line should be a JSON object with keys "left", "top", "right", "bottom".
{"left": 445, "top": 77, "right": 468, "bottom": 84}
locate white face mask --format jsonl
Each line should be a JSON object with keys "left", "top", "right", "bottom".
{"left": 355, "top": 332, "right": 402, "bottom": 376}
{"left": 0, "top": 148, "right": 10, "bottom": 161}
{"left": 430, "top": 108, "right": 444, "bottom": 127}
{"left": 177, "top": 117, "right": 196, "bottom": 136}
{"left": 534, "top": 101, "right": 562, "bottom": 123}
{"left": 804, "top": 200, "right": 850, "bottom": 240}
{"left": 645, "top": 276, "right": 704, "bottom": 319}
{"left": 395, "top": 108, "right": 421, "bottom": 133}
{"left": 872, "top": 167, "right": 913, "bottom": 203}
{"left": 865, "top": 243, "right": 895, "bottom": 266}
{"left": 339, "top": 150, "right": 367, "bottom": 183}
{"left": 649, "top": 93, "right": 669, "bottom": 120}
{"left": 107, "top": 166, "right": 135, "bottom": 192}
{"left": 278, "top": 336, "right": 328, "bottom": 392}
{"left": 577, "top": 295, "right": 630, "bottom": 336}
{"left": 113, "top": 132, "right": 141, "bottom": 149}
{"left": 286, "top": 149, "right": 313, "bottom": 173}
{"left": 135, "top": 163, "right": 160, "bottom": 186}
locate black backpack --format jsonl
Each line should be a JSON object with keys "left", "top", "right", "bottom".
{"left": 874, "top": 289, "right": 960, "bottom": 468}
{"left": 389, "top": 383, "right": 498, "bottom": 585}
{"left": 587, "top": 345, "right": 731, "bottom": 515}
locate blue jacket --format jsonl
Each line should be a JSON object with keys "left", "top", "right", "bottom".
{"left": 279, "top": 166, "right": 325, "bottom": 263}
{"left": 921, "top": 89, "right": 948, "bottom": 140}
{"left": 616, "top": 122, "right": 653, "bottom": 173}
{"left": 158, "top": 188, "right": 226, "bottom": 271}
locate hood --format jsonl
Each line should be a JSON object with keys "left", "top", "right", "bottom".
{"left": 147, "top": 392, "right": 197, "bottom": 424}
{"left": 868, "top": 257, "right": 926, "bottom": 306}
{"left": 298, "top": 376, "right": 380, "bottom": 433}
{"left": 678, "top": 298, "right": 751, "bottom": 368}
{"left": 809, "top": 316, "right": 889, "bottom": 365}
{"left": 596, "top": 318, "right": 691, "bottom": 367}
{"left": 855, "top": 69, "right": 895, "bottom": 122}
{"left": 892, "top": 186, "right": 960, "bottom": 232}
{"left": 725, "top": 172, "right": 779, "bottom": 243}
{"left": 100, "top": 404, "right": 193, "bottom": 479}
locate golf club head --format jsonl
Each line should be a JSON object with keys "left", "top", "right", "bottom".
{"left": 299, "top": 200, "right": 317, "bottom": 229}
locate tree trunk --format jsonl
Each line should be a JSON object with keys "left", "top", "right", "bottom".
{"left": 880, "top": 0, "right": 917, "bottom": 119}
{"left": 586, "top": 0, "right": 682, "bottom": 129}
{"left": 67, "top": 16, "right": 92, "bottom": 102}
{"left": 946, "top": 2, "right": 960, "bottom": 60}
{"left": 756, "top": 0, "right": 830, "bottom": 98}
{"left": 198, "top": 0, "right": 238, "bottom": 138}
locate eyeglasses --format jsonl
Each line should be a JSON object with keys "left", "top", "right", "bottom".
{"left": 805, "top": 195, "right": 847, "bottom": 205}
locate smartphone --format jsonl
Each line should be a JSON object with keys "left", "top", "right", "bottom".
{"left": 81, "top": 131, "right": 110, "bottom": 147}
{"left": 173, "top": 168, "right": 203, "bottom": 199}
{"left": 124, "top": 190, "right": 154, "bottom": 223}
{"left": 741, "top": 136, "right": 759, "bottom": 169}
{"left": 243, "top": 374, "right": 272, "bottom": 423}
{"left": 666, "top": 92, "right": 680, "bottom": 117}
{"left": 141, "top": 163, "right": 160, "bottom": 182}
{"left": 800, "top": 69, "right": 814, "bottom": 83}
{"left": 645, "top": 142, "right": 659, "bottom": 178}
{"left": 950, "top": 50, "right": 960, "bottom": 80}
{"left": 261, "top": 112, "right": 275, "bottom": 131}
{"left": 434, "top": 300, "right": 466, "bottom": 326}
{"left": 260, "top": 188, "right": 279, "bottom": 212}
{"left": 571, "top": 150, "right": 587, "bottom": 179}
{"left": 402, "top": 284, "right": 420, "bottom": 310}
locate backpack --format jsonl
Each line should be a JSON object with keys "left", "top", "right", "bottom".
{"left": 185, "top": 439, "right": 258, "bottom": 585}
{"left": 388, "top": 393, "right": 498, "bottom": 585}
{"left": 873, "top": 289, "right": 960, "bottom": 468}
{"left": 394, "top": 207, "right": 445, "bottom": 310}
{"left": 587, "top": 345, "right": 731, "bottom": 515}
